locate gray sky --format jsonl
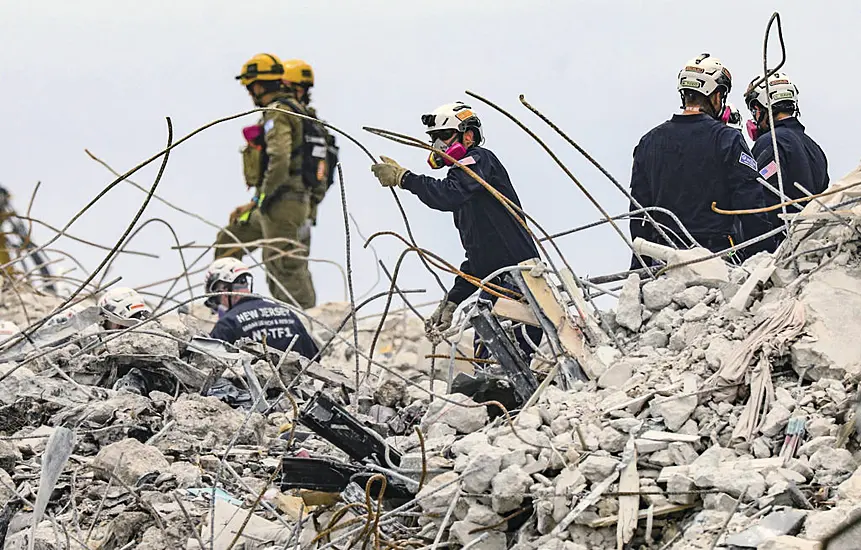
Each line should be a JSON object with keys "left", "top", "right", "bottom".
{"left": 1, "top": 1, "right": 858, "bottom": 311}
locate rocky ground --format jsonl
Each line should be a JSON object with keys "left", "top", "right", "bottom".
{"left": 2, "top": 172, "right": 861, "bottom": 550}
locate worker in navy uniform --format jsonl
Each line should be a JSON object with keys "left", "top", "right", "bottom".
{"left": 629, "top": 53, "right": 773, "bottom": 268}
{"left": 204, "top": 258, "right": 318, "bottom": 359}
{"left": 744, "top": 71, "right": 828, "bottom": 246}
{"left": 369, "top": 101, "right": 542, "bottom": 356}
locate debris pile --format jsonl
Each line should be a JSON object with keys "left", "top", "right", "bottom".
{"left": 2, "top": 173, "right": 861, "bottom": 550}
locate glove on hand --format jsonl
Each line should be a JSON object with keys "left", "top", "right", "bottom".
{"left": 371, "top": 156, "right": 407, "bottom": 188}
{"left": 229, "top": 201, "right": 256, "bottom": 225}
{"left": 425, "top": 300, "right": 457, "bottom": 337}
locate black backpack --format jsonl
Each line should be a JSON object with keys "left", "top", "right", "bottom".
{"left": 325, "top": 133, "right": 340, "bottom": 189}
{"left": 280, "top": 98, "right": 334, "bottom": 190}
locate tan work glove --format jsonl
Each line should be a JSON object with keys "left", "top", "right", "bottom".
{"left": 371, "top": 156, "right": 408, "bottom": 188}
{"left": 229, "top": 201, "right": 256, "bottom": 225}
{"left": 425, "top": 300, "right": 457, "bottom": 337}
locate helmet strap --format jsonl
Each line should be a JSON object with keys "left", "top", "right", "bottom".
{"left": 227, "top": 282, "right": 236, "bottom": 310}
{"left": 702, "top": 90, "right": 724, "bottom": 120}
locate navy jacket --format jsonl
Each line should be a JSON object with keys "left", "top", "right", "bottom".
{"left": 752, "top": 117, "right": 829, "bottom": 232}
{"left": 210, "top": 296, "right": 318, "bottom": 359}
{"left": 401, "top": 146, "right": 538, "bottom": 305}
{"left": 629, "top": 114, "right": 772, "bottom": 260}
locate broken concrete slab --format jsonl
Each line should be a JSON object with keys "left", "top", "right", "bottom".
{"left": 724, "top": 508, "right": 808, "bottom": 548}
{"left": 421, "top": 393, "right": 488, "bottom": 435}
{"left": 651, "top": 374, "right": 698, "bottom": 431}
{"left": 791, "top": 268, "right": 861, "bottom": 380}
{"left": 675, "top": 285, "right": 709, "bottom": 309}
{"left": 92, "top": 438, "right": 170, "bottom": 486}
{"left": 642, "top": 277, "right": 686, "bottom": 311}
{"left": 615, "top": 274, "right": 643, "bottom": 332}
{"left": 198, "top": 498, "right": 290, "bottom": 550}
{"left": 490, "top": 464, "right": 532, "bottom": 514}
{"left": 758, "top": 536, "right": 822, "bottom": 550}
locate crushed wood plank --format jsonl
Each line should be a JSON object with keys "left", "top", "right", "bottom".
{"left": 617, "top": 439, "right": 639, "bottom": 549}
{"left": 551, "top": 471, "right": 619, "bottom": 536}
{"left": 519, "top": 260, "right": 592, "bottom": 366}
{"left": 657, "top": 457, "right": 784, "bottom": 484}
{"left": 559, "top": 267, "right": 610, "bottom": 345}
{"left": 492, "top": 298, "right": 541, "bottom": 327}
{"left": 640, "top": 431, "right": 701, "bottom": 443}
{"left": 587, "top": 503, "right": 697, "bottom": 529}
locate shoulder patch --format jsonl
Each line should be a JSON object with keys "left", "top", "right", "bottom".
{"left": 263, "top": 119, "right": 275, "bottom": 134}
{"left": 739, "top": 152, "right": 758, "bottom": 171}
{"left": 458, "top": 155, "right": 476, "bottom": 166}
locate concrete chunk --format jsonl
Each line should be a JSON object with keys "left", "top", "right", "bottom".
{"left": 92, "top": 438, "right": 170, "bottom": 486}
{"left": 615, "top": 274, "right": 643, "bottom": 332}
{"left": 642, "top": 277, "right": 686, "bottom": 311}
{"left": 675, "top": 285, "right": 709, "bottom": 309}
{"left": 421, "top": 392, "right": 488, "bottom": 434}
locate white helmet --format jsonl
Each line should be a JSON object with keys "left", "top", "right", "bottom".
{"left": 204, "top": 258, "right": 253, "bottom": 311}
{"left": 744, "top": 71, "right": 799, "bottom": 112}
{"left": 677, "top": 53, "right": 733, "bottom": 97}
{"left": 421, "top": 102, "right": 482, "bottom": 137}
{"left": 98, "top": 287, "right": 151, "bottom": 327}
{"left": 0, "top": 320, "right": 21, "bottom": 337}
{"left": 44, "top": 304, "right": 84, "bottom": 329}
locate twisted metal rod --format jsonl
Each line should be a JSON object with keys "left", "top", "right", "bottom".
{"left": 463, "top": 90, "right": 652, "bottom": 276}
{"left": 363, "top": 124, "right": 621, "bottom": 352}
{"left": 336, "top": 163, "right": 362, "bottom": 392}
{"left": 518, "top": 94, "right": 676, "bottom": 249}
{"left": 0, "top": 117, "right": 174, "bottom": 351}
{"left": 95, "top": 217, "right": 193, "bottom": 310}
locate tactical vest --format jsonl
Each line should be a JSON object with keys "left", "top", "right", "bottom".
{"left": 241, "top": 98, "right": 336, "bottom": 191}
{"left": 280, "top": 97, "right": 331, "bottom": 189}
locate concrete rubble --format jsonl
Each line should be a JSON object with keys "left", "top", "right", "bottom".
{"left": 2, "top": 168, "right": 861, "bottom": 549}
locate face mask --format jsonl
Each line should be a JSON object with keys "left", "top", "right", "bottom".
{"left": 242, "top": 124, "right": 263, "bottom": 145}
{"left": 427, "top": 140, "right": 468, "bottom": 169}
{"left": 746, "top": 120, "right": 760, "bottom": 141}
{"left": 217, "top": 304, "right": 229, "bottom": 319}
{"left": 720, "top": 106, "right": 741, "bottom": 126}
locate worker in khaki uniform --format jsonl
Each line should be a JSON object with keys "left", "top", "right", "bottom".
{"left": 214, "top": 53, "right": 317, "bottom": 309}
{"left": 282, "top": 59, "right": 338, "bottom": 254}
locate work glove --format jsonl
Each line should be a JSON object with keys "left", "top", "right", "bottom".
{"left": 229, "top": 201, "right": 256, "bottom": 225}
{"left": 297, "top": 218, "right": 312, "bottom": 244}
{"left": 371, "top": 156, "right": 408, "bottom": 188}
{"left": 425, "top": 300, "right": 457, "bottom": 338}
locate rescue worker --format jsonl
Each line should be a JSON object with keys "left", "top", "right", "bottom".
{"left": 744, "top": 71, "right": 828, "bottom": 243}
{"left": 214, "top": 53, "right": 320, "bottom": 309}
{"left": 629, "top": 53, "right": 773, "bottom": 268}
{"left": 369, "top": 101, "right": 542, "bottom": 355}
{"left": 96, "top": 288, "right": 171, "bottom": 395}
{"left": 281, "top": 59, "right": 339, "bottom": 261}
{"left": 204, "top": 258, "right": 318, "bottom": 359}
{"left": 97, "top": 287, "right": 152, "bottom": 330}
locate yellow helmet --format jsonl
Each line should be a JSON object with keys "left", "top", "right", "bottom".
{"left": 235, "top": 53, "right": 285, "bottom": 87}
{"left": 283, "top": 59, "right": 314, "bottom": 87}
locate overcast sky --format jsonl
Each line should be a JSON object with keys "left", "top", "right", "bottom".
{"left": 1, "top": 1, "right": 858, "bottom": 312}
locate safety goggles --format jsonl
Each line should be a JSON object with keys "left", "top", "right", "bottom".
{"left": 428, "top": 129, "right": 457, "bottom": 143}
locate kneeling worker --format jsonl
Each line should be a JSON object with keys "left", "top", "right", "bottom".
{"left": 370, "top": 102, "right": 542, "bottom": 354}
{"left": 204, "top": 258, "right": 318, "bottom": 359}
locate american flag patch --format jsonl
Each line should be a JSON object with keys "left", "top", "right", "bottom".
{"left": 760, "top": 160, "right": 778, "bottom": 179}
{"left": 459, "top": 156, "right": 476, "bottom": 166}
